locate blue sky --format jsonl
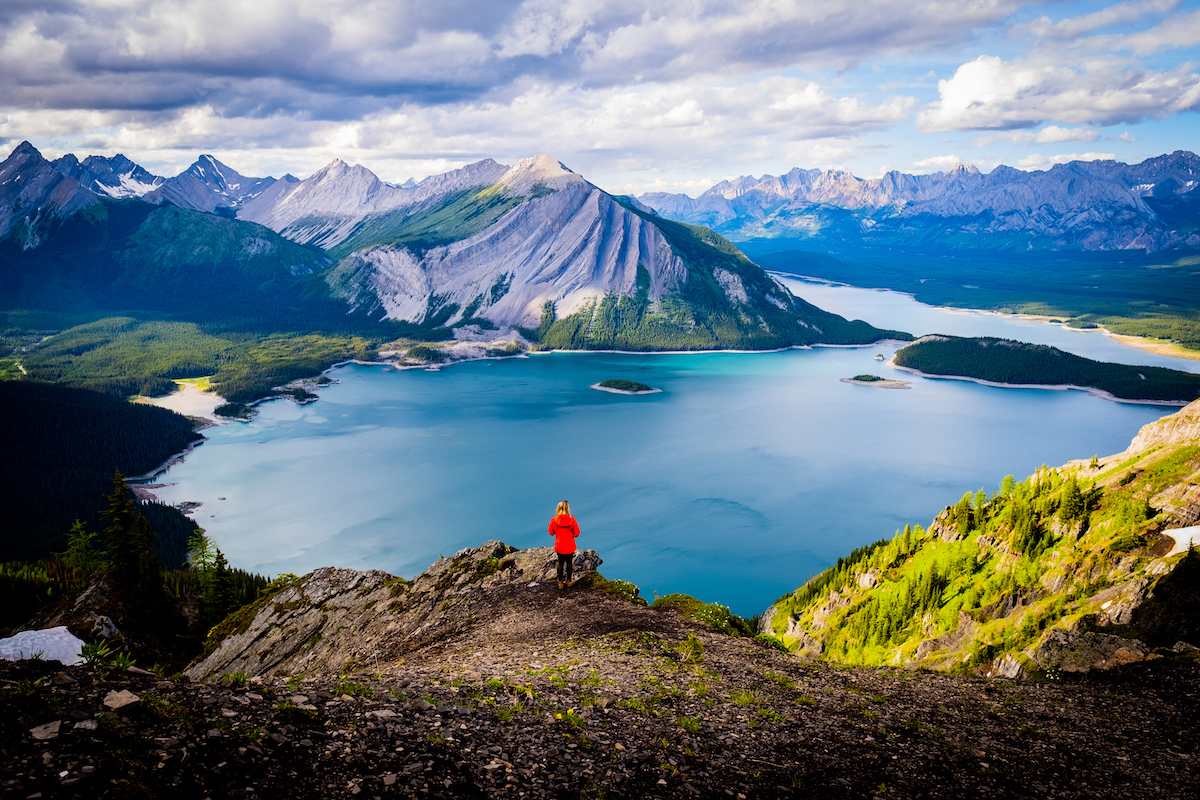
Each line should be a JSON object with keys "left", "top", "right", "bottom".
{"left": 1, "top": 0, "right": 1197, "bottom": 195}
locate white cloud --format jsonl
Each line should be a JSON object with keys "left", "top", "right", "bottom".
{"left": 1016, "top": 151, "right": 1117, "bottom": 169}
{"left": 1079, "top": 7, "right": 1200, "bottom": 55}
{"left": 917, "top": 54, "right": 1200, "bottom": 131}
{"left": 1026, "top": 0, "right": 1178, "bottom": 41}
{"left": 909, "top": 154, "right": 966, "bottom": 173}
{"left": 1035, "top": 125, "right": 1101, "bottom": 143}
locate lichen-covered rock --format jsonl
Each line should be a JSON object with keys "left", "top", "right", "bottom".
{"left": 1034, "top": 627, "right": 1154, "bottom": 672}
{"left": 186, "top": 541, "right": 601, "bottom": 681}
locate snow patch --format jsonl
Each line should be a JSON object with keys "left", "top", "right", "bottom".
{"left": 0, "top": 626, "right": 85, "bottom": 665}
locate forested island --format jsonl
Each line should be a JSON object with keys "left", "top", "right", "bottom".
{"left": 593, "top": 378, "right": 659, "bottom": 394}
{"left": 894, "top": 335, "right": 1200, "bottom": 403}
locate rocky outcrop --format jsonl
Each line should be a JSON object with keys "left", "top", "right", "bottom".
{"left": 186, "top": 541, "right": 602, "bottom": 680}
{"left": 0, "top": 142, "right": 98, "bottom": 248}
{"left": 1033, "top": 628, "right": 1154, "bottom": 672}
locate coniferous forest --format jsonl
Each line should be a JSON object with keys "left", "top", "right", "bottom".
{"left": 1, "top": 380, "right": 202, "bottom": 562}
{"left": 894, "top": 334, "right": 1200, "bottom": 403}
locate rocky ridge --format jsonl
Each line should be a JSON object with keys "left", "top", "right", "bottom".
{"left": 640, "top": 151, "right": 1200, "bottom": 252}
{"left": 3, "top": 540, "right": 1199, "bottom": 799}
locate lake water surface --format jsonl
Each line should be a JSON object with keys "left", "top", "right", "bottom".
{"left": 152, "top": 279, "right": 1196, "bottom": 615}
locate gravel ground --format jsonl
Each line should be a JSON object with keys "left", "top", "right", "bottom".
{"left": 3, "top": 576, "right": 1199, "bottom": 799}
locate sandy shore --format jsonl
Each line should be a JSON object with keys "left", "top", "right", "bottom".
{"left": 1106, "top": 333, "right": 1200, "bottom": 362}
{"left": 840, "top": 377, "right": 911, "bottom": 389}
{"left": 890, "top": 362, "right": 1189, "bottom": 407}
{"left": 590, "top": 383, "right": 663, "bottom": 395}
{"left": 137, "top": 379, "right": 229, "bottom": 422}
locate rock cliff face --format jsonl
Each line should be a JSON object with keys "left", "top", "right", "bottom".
{"left": 763, "top": 397, "right": 1200, "bottom": 676}
{"left": 0, "top": 142, "right": 98, "bottom": 248}
{"left": 237, "top": 158, "right": 509, "bottom": 249}
{"left": 187, "top": 542, "right": 602, "bottom": 681}
{"left": 641, "top": 151, "right": 1200, "bottom": 252}
{"left": 325, "top": 178, "right": 691, "bottom": 329}
{"left": 144, "top": 155, "right": 276, "bottom": 214}
{"left": 51, "top": 153, "right": 164, "bottom": 199}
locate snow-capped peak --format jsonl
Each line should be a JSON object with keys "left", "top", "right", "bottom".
{"left": 495, "top": 154, "right": 582, "bottom": 196}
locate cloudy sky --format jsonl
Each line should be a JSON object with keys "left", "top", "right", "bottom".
{"left": 1, "top": 0, "right": 1197, "bottom": 195}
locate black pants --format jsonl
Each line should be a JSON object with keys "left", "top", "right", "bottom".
{"left": 557, "top": 552, "right": 573, "bottom": 583}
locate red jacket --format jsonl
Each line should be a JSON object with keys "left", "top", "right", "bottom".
{"left": 548, "top": 514, "right": 580, "bottom": 554}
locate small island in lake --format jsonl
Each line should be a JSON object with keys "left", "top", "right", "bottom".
{"left": 592, "top": 379, "right": 662, "bottom": 395}
{"left": 893, "top": 334, "right": 1200, "bottom": 404}
{"left": 840, "top": 374, "right": 911, "bottom": 389}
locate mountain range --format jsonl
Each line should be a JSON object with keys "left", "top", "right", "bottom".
{"left": 0, "top": 142, "right": 900, "bottom": 350}
{"left": 639, "top": 152, "right": 1200, "bottom": 252}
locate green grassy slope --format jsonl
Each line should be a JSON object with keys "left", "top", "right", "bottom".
{"left": 328, "top": 187, "right": 527, "bottom": 260}
{"left": 765, "top": 405, "right": 1200, "bottom": 674}
{"left": 894, "top": 335, "right": 1200, "bottom": 403}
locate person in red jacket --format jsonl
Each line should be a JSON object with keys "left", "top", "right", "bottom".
{"left": 548, "top": 500, "right": 581, "bottom": 589}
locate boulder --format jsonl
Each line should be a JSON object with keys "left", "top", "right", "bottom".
{"left": 1034, "top": 628, "right": 1152, "bottom": 672}
{"left": 103, "top": 689, "right": 142, "bottom": 711}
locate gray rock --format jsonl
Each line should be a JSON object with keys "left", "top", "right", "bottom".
{"left": 29, "top": 721, "right": 60, "bottom": 740}
{"left": 1034, "top": 628, "right": 1152, "bottom": 672}
{"left": 102, "top": 689, "right": 141, "bottom": 711}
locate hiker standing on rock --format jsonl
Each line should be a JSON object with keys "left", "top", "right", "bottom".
{"left": 549, "top": 501, "right": 581, "bottom": 589}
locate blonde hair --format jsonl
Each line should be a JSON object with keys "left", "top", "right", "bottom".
{"left": 556, "top": 500, "right": 571, "bottom": 516}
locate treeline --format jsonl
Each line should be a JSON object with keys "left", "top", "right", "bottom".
{"left": 17, "top": 318, "right": 382, "bottom": 405}
{"left": 769, "top": 440, "right": 1200, "bottom": 668}
{"left": 895, "top": 334, "right": 1200, "bottom": 402}
{"left": 0, "top": 380, "right": 201, "bottom": 562}
{"left": 1, "top": 483, "right": 270, "bottom": 644}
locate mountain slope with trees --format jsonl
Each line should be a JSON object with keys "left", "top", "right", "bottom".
{"left": 0, "top": 381, "right": 202, "bottom": 564}
{"left": 761, "top": 397, "right": 1200, "bottom": 676}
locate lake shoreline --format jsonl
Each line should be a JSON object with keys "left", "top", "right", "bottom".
{"left": 889, "top": 361, "right": 1190, "bottom": 407}
{"left": 773, "top": 270, "right": 1200, "bottom": 365}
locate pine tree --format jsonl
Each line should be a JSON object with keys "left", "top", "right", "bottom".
{"left": 1059, "top": 476, "right": 1085, "bottom": 523}
{"left": 99, "top": 471, "right": 166, "bottom": 613}
{"left": 204, "top": 548, "right": 237, "bottom": 629}
{"left": 60, "top": 520, "right": 106, "bottom": 582}
{"left": 100, "top": 471, "right": 142, "bottom": 592}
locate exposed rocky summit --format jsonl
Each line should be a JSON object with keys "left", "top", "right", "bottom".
{"left": 4, "top": 539, "right": 1199, "bottom": 799}
{"left": 187, "top": 543, "right": 603, "bottom": 681}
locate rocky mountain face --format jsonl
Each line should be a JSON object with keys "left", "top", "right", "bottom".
{"left": 1, "top": 142, "right": 899, "bottom": 349}
{"left": 237, "top": 157, "right": 508, "bottom": 250}
{"left": 245, "top": 153, "right": 901, "bottom": 347}
{"left": 51, "top": 153, "right": 164, "bottom": 199}
{"left": 762, "top": 397, "right": 1200, "bottom": 677}
{"left": 144, "top": 155, "right": 276, "bottom": 214}
{"left": 641, "top": 151, "right": 1200, "bottom": 252}
{"left": 0, "top": 142, "right": 98, "bottom": 248}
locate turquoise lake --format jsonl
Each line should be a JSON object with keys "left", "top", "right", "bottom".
{"left": 152, "top": 277, "right": 1198, "bottom": 615}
